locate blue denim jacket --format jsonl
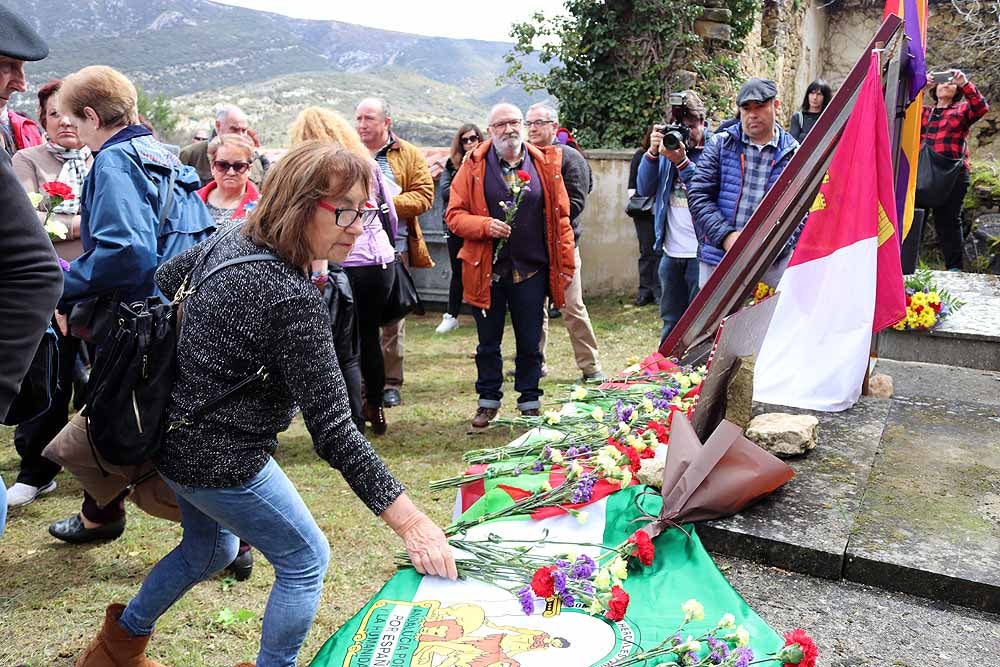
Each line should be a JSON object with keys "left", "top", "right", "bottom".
{"left": 62, "top": 126, "right": 214, "bottom": 307}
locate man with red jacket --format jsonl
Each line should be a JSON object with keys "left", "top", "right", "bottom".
{"left": 0, "top": 25, "right": 43, "bottom": 156}
{"left": 446, "top": 103, "right": 575, "bottom": 430}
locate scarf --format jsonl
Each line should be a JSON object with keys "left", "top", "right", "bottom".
{"left": 45, "top": 142, "right": 88, "bottom": 215}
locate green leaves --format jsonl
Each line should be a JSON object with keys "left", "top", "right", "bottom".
{"left": 213, "top": 607, "right": 257, "bottom": 628}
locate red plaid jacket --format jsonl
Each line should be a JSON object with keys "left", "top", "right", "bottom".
{"left": 921, "top": 82, "right": 989, "bottom": 169}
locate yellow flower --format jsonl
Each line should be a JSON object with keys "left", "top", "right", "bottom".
{"left": 568, "top": 461, "right": 585, "bottom": 478}
{"left": 549, "top": 449, "right": 564, "bottom": 464}
{"left": 622, "top": 363, "right": 641, "bottom": 374}
{"left": 682, "top": 598, "right": 705, "bottom": 622}
{"left": 44, "top": 218, "right": 68, "bottom": 240}
{"left": 687, "top": 372, "right": 703, "bottom": 386}
{"left": 596, "top": 423, "right": 610, "bottom": 438}
{"left": 594, "top": 569, "right": 612, "bottom": 591}
{"left": 610, "top": 556, "right": 629, "bottom": 581}
{"left": 28, "top": 192, "right": 44, "bottom": 208}
{"left": 574, "top": 510, "right": 589, "bottom": 525}
{"left": 641, "top": 397, "right": 655, "bottom": 414}
{"left": 591, "top": 406, "right": 605, "bottom": 422}
{"left": 718, "top": 613, "right": 736, "bottom": 629}
{"left": 588, "top": 596, "right": 605, "bottom": 614}
{"left": 619, "top": 469, "right": 633, "bottom": 489}
{"left": 736, "top": 626, "right": 750, "bottom": 647}
{"left": 543, "top": 410, "right": 561, "bottom": 424}
{"left": 570, "top": 386, "right": 588, "bottom": 401}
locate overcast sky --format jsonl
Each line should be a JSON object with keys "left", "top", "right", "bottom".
{"left": 215, "top": 0, "right": 568, "bottom": 42}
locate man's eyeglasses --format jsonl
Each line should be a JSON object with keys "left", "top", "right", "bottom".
{"left": 461, "top": 135, "right": 480, "bottom": 145}
{"left": 316, "top": 200, "right": 380, "bottom": 228}
{"left": 212, "top": 160, "right": 251, "bottom": 174}
{"left": 524, "top": 120, "right": 555, "bottom": 128}
{"left": 490, "top": 119, "right": 522, "bottom": 130}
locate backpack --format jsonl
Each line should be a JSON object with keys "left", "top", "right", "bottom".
{"left": 83, "top": 229, "right": 279, "bottom": 467}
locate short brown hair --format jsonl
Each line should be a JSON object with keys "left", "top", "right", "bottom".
{"left": 242, "top": 141, "right": 372, "bottom": 268}
{"left": 207, "top": 133, "right": 255, "bottom": 161}
{"left": 59, "top": 66, "right": 138, "bottom": 128}
{"left": 288, "top": 106, "right": 370, "bottom": 161}
{"left": 37, "top": 79, "right": 61, "bottom": 122}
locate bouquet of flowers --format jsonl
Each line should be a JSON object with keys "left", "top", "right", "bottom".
{"left": 492, "top": 169, "right": 531, "bottom": 264}
{"left": 28, "top": 181, "right": 75, "bottom": 241}
{"left": 609, "top": 599, "right": 819, "bottom": 667}
{"left": 892, "top": 267, "right": 964, "bottom": 331}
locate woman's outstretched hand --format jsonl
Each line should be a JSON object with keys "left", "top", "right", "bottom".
{"left": 381, "top": 493, "right": 458, "bottom": 580}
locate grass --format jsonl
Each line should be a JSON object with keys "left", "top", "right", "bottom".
{"left": 0, "top": 294, "right": 661, "bottom": 667}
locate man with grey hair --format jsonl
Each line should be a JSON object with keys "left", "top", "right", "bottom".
{"left": 355, "top": 96, "right": 435, "bottom": 408}
{"left": 179, "top": 103, "right": 251, "bottom": 186}
{"left": 446, "top": 102, "right": 576, "bottom": 429}
{"left": 524, "top": 102, "right": 605, "bottom": 382}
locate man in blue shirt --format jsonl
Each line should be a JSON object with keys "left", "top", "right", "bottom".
{"left": 687, "top": 78, "right": 800, "bottom": 289}
{"left": 636, "top": 91, "right": 712, "bottom": 342}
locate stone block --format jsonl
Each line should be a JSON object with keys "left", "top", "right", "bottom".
{"left": 700, "top": 7, "right": 733, "bottom": 22}
{"left": 867, "top": 373, "right": 893, "bottom": 399}
{"left": 745, "top": 412, "right": 818, "bottom": 457}
{"left": 725, "top": 355, "right": 755, "bottom": 429}
{"left": 694, "top": 19, "right": 732, "bottom": 41}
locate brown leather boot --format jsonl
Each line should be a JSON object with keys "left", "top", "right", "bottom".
{"left": 75, "top": 603, "right": 165, "bottom": 667}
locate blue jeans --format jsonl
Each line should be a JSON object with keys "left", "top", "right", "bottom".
{"left": 658, "top": 254, "right": 700, "bottom": 343}
{"left": 473, "top": 271, "right": 548, "bottom": 411}
{"left": 119, "top": 458, "right": 330, "bottom": 667}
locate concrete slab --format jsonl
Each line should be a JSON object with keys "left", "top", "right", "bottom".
{"left": 879, "top": 271, "right": 1000, "bottom": 371}
{"left": 875, "top": 358, "right": 1000, "bottom": 408}
{"left": 844, "top": 396, "right": 1000, "bottom": 613}
{"left": 697, "top": 397, "right": 891, "bottom": 580}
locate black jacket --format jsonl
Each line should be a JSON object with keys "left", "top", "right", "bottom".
{"left": 0, "top": 149, "right": 64, "bottom": 421}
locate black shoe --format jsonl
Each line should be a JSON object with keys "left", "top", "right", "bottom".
{"left": 226, "top": 547, "right": 254, "bottom": 582}
{"left": 548, "top": 307, "right": 562, "bottom": 319}
{"left": 383, "top": 387, "right": 402, "bottom": 407}
{"left": 48, "top": 514, "right": 126, "bottom": 545}
{"left": 634, "top": 294, "right": 655, "bottom": 306}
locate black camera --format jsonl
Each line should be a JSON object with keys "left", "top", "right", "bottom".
{"left": 655, "top": 92, "right": 694, "bottom": 150}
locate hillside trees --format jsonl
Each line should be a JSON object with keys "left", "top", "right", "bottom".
{"left": 137, "top": 87, "right": 179, "bottom": 140}
{"left": 503, "top": 0, "right": 757, "bottom": 148}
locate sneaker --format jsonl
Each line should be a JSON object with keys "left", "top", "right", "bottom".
{"left": 582, "top": 370, "right": 608, "bottom": 383}
{"left": 470, "top": 407, "right": 499, "bottom": 429}
{"left": 6, "top": 480, "right": 57, "bottom": 508}
{"left": 435, "top": 313, "right": 460, "bottom": 334}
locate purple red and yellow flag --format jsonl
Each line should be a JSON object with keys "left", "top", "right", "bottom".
{"left": 884, "top": 0, "right": 928, "bottom": 240}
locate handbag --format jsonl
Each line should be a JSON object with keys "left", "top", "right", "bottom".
{"left": 625, "top": 193, "right": 655, "bottom": 217}
{"left": 915, "top": 144, "right": 965, "bottom": 209}
{"left": 373, "top": 176, "right": 424, "bottom": 325}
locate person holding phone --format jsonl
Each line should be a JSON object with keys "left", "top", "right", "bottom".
{"left": 920, "top": 68, "right": 989, "bottom": 270}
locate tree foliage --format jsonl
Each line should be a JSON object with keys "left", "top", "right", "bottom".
{"left": 136, "top": 87, "right": 179, "bottom": 138}
{"left": 503, "top": 0, "right": 757, "bottom": 149}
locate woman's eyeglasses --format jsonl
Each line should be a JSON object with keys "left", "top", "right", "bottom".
{"left": 461, "top": 135, "right": 480, "bottom": 145}
{"left": 212, "top": 160, "right": 251, "bottom": 174}
{"left": 316, "top": 200, "right": 380, "bottom": 228}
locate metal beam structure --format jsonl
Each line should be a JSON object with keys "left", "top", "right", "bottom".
{"left": 660, "top": 15, "right": 905, "bottom": 364}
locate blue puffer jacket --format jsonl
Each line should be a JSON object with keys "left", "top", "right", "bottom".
{"left": 635, "top": 128, "right": 714, "bottom": 252}
{"left": 687, "top": 123, "right": 798, "bottom": 265}
{"left": 62, "top": 126, "right": 214, "bottom": 307}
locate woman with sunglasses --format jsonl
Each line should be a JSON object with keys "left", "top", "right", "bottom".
{"left": 435, "top": 123, "right": 484, "bottom": 334}
{"left": 198, "top": 134, "right": 260, "bottom": 226}
{"left": 75, "top": 141, "right": 457, "bottom": 667}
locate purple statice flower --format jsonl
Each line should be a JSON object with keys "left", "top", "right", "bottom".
{"left": 561, "top": 593, "right": 576, "bottom": 607}
{"left": 566, "top": 446, "right": 579, "bottom": 458}
{"left": 512, "top": 466, "right": 522, "bottom": 477}
{"left": 543, "top": 445, "right": 552, "bottom": 460}
{"left": 905, "top": 287, "right": 915, "bottom": 296}
{"left": 569, "top": 474, "right": 597, "bottom": 504}
{"left": 580, "top": 581, "right": 595, "bottom": 595}
{"left": 57, "top": 257, "right": 71, "bottom": 272}
{"left": 684, "top": 652, "right": 699, "bottom": 665}
{"left": 531, "top": 460, "right": 545, "bottom": 473}
{"left": 578, "top": 445, "right": 590, "bottom": 454}
{"left": 733, "top": 647, "right": 753, "bottom": 667}
{"left": 644, "top": 390, "right": 655, "bottom": 399}
{"left": 706, "top": 637, "right": 729, "bottom": 660}
{"left": 653, "top": 398, "right": 672, "bottom": 411}
{"left": 660, "top": 385, "right": 679, "bottom": 400}
{"left": 516, "top": 586, "right": 534, "bottom": 615}
{"left": 555, "top": 558, "right": 572, "bottom": 570}
{"left": 940, "top": 303, "right": 951, "bottom": 316}
{"left": 551, "top": 568, "right": 568, "bottom": 596}
{"left": 570, "top": 554, "right": 597, "bottom": 579}
{"left": 670, "top": 634, "right": 683, "bottom": 646}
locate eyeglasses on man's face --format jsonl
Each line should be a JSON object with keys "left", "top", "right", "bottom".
{"left": 212, "top": 160, "right": 251, "bottom": 174}
{"left": 490, "top": 119, "right": 522, "bottom": 131}
{"left": 316, "top": 200, "right": 380, "bottom": 228}
{"left": 524, "top": 119, "right": 555, "bottom": 128}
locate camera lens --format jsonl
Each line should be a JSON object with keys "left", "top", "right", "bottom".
{"left": 663, "top": 131, "right": 682, "bottom": 150}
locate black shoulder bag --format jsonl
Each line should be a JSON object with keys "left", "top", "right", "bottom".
{"left": 915, "top": 109, "right": 966, "bottom": 209}
{"left": 375, "top": 177, "right": 425, "bottom": 325}
{"left": 84, "top": 228, "right": 280, "bottom": 466}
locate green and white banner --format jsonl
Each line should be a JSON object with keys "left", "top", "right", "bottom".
{"left": 310, "top": 486, "right": 782, "bottom": 667}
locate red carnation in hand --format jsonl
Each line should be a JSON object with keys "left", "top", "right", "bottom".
{"left": 605, "top": 585, "right": 630, "bottom": 621}
{"left": 627, "top": 530, "right": 655, "bottom": 566}
{"left": 780, "top": 628, "right": 819, "bottom": 667}
{"left": 42, "top": 181, "right": 75, "bottom": 201}
{"left": 530, "top": 566, "right": 556, "bottom": 598}
{"left": 516, "top": 169, "right": 531, "bottom": 183}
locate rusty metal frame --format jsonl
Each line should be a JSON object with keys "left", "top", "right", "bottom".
{"left": 660, "top": 15, "right": 905, "bottom": 363}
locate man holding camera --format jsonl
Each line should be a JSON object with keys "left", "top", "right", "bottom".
{"left": 636, "top": 90, "right": 712, "bottom": 342}
{"left": 688, "top": 78, "right": 800, "bottom": 288}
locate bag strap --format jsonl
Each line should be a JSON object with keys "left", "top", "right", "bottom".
{"left": 192, "top": 253, "right": 281, "bottom": 293}
{"left": 374, "top": 175, "right": 395, "bottom": 246}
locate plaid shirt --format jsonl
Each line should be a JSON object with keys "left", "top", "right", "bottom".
{"left": 735, "top": 129, "right": 781, "bottom": 230}
{"left": 921, "top": 81, "right": 989, "bottom": 169}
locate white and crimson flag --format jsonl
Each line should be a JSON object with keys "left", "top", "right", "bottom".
{"left": 753, "top": 52, "right": 906, "bottom": 412}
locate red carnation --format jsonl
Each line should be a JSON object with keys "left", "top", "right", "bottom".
{"left": 42, "top": 181, "right": 75, "bottom": 201}
{"left": 627, "top": 530, "right": 655, "bottom": 566}
{"left": 605, "top": 585, "right": 629, "bottom": 621}
{"left": 612, "top": 442, "right": 641, "bottom": 473}
{"left": 781, "top": 628, "right": 819, "bottom": 667}
{"left": 515, "top": 169, "right": 531, "bottom": 183}
{"left": 931, "top": 301, "right": 942, "bottom": 313}
{"left": 645, "top": 420, "right": 670, "bottom": 444}
{"left": 530, "top": 566, "right": 556, "bottom": 598}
